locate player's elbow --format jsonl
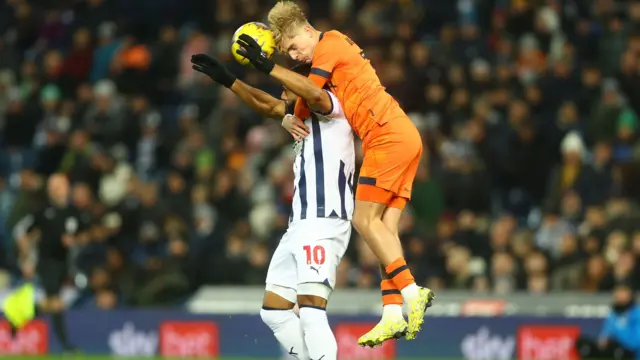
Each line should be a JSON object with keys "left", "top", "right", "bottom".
{"left": 306, "top": 88, "right": 326, "bottom": 106}
{"left": 265, "top": 102, "right": 285, "bottom": 118}
{"left": 306, "top": 89, "right": 333, "bottom": 114}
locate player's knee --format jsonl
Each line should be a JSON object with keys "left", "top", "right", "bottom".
{"left": 352, "top": 210, "right": 373, "bottom": 234}
{"left": 381, "top": 218, "right": 399, "bottom": 238}
{"left": 263, "top": 284, "right": 297, "bottom": 310}
{"left": 353, "top": 201, "right": 385, "bottom": 232}
{"left": 297, "top": 292, "right": 337, "bottom": 354}
{"left": 261, "top": 287, "right": 297, "bottom": 329}
{"left": 381, "top": 206, "right": 403, "bottom": 237}
{"left": 260, "top": 307, "right": 296, "bottom": 331}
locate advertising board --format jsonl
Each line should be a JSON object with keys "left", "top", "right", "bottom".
{"left": 0, "top": 311, "right": 602, "bottom": 358}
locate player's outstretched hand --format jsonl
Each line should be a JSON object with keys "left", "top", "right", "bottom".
{"left": 235, "top": 34, "right": 275, "bottom": 74}
{"left": 282, "top": 114, "right": 310, "bottom": 142}
{"left": 191, "top": 54, "right": 237, "bottom": 88}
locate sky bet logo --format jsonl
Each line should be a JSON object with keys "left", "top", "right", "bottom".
{"left": 517, "top": 325, "right": 580, "bottom": 360}
{"left": 460, "top": 326, "right": 515, "bottom": 360}
{"left": 159, "top": 321, "right": 219, "bottom": 357}
{"left": 108, "top": 322, "right": 158, "bottom": 356}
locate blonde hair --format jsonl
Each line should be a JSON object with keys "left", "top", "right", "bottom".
{"left": 268, "top": 1, "right": 309, "bottom": 48}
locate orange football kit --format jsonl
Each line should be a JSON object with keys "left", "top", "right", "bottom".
{"left": 294, "top": 30, "right": 422, "bottom": 211}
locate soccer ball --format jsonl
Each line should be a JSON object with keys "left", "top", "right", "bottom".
{"left": 231, "top": 22, "right": 277, "bottom": 66}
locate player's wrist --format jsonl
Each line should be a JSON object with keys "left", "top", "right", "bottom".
{"left": 256, "top": 58, "right": 275, "bottom": 74}
{"left": 265, "top": 59, "right": 275, "bottom": 73}
{"left": 210, "top": 66, "right": 236, "bottom": 88}
{"left": 219, "top": 73, "right": 237, "bottom": 88}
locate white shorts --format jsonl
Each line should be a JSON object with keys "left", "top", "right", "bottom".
{"left": 265, "top": 218, "right": 351, "bottom": 291}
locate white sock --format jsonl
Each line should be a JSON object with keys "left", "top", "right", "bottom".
{"left": 400, "top": 283, "right": 419, "bottom": 300}
{"left": 260, "top": 308, "right": 309, "bottom": 360}
{"left": 381, "top": 304, "right": 404, "bottom": 321}
{"left": 299, "top": 307, "right": 337, "bottom": 360}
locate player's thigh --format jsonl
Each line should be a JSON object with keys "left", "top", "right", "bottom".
{"left": 297, "top": 290, "right": 328, "bottom": 308}
{"left": 392, "top": 141, "right": 423, "bottom": 200}
{"left": 294, "top": 223, "right": 351, "bottom": 296}
{"left": 355, "top": 148, "right": 394, "bottom": 215}
{"left": 264, "top": 237, "right": 298, "bottom": 305}
{"left": 353, "top": 188, "right": 391, "bottom": 232}
{"left": 263, "top": 286, "right": 296, "bottom": 310}
{"left": 359, "top": 129, "right": 422, "bottom": 197}
{"left": 357, "top": 146, "right": 396, "bottom": 196}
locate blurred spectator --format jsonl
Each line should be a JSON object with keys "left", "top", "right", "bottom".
{"left": 3, "top": 0, "right": 640, "bottom": 309}
{"left": 59, "top": 28, "right": 93, "bottom": 96}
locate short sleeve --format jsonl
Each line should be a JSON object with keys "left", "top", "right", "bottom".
{"left": 310, "top": 36, "right": 344, "bottom": 79}
{"left": 294, "top": 34, "right": 345, "bottom": 120}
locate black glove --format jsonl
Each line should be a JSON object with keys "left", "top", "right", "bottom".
{"left": 191, "top": 54, "right": 236, "bottom": 88}
{"left": 235, "top": 34, "right": 275, "bottom": 74}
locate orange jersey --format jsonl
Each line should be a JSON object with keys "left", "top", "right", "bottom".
{"left": 294, "top": 30, "right": 401, "bottom": 139}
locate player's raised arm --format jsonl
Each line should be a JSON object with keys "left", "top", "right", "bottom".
{"left": 230, "top": 80, "right": 287, "bottom": 119}
{"left": 270, "top": 64, "right": 333, "bottom": 114}
{"left": 236, "top": 1, "right": 341, "bottom": 119}
{"left": 290, "top": 45, "right": 339, "bottom": 119}
{"left": 234, "top": 35, "right": 333, "bottom": 116}
{"left": 191, "top": 54, "right": 286, "bottom": 119}
{"left": 278, "top": 41, "right": 339, "bottom": 97}
{"left": 270, "top": 64, "right": 325, "bottom": 105}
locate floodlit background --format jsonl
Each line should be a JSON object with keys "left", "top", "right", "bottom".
{"left": 0, "top": 0, "right": 637, "bottom": 358}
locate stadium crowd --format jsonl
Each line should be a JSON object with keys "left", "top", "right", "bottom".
{"left": 0, "top": 0, "right": 640, "bottom": 308}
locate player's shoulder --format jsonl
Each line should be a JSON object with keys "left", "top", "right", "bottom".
{"left": 322, "top": 30, "right": 344, "bottom": 40}
{"left": 317, "top": 30, "right": 348, "bottom": 50}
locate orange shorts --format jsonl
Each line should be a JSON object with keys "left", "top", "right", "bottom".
{"left": 355, "top": 115, "right": 423, "bottom": 210}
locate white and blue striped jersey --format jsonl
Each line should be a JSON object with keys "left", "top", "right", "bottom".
{"left": 290, "top": 91, "right": 355, "bottom": 223}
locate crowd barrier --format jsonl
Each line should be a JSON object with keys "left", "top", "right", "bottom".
{"left": 0, "top": 309, "right": 602, "bottom": 359}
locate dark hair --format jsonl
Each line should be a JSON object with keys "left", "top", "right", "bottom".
{"left": 282, "top": 63, "right": 311, "bottom": 114}
{"left": 283, "top": 64, "right": 311, "bottom": 95}
{"left": 283, "top": 63, "right": 312, "bottom": 114}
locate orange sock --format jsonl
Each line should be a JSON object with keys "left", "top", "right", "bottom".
{"left": 385, "top": 257, "right": 415, "bottom": 291}
{"left": 380, "top": 279, "right": 403, "bottom": 306}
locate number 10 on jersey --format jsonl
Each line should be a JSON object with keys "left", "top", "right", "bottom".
{"left": 303, "top": 245, "right": 326, "bottom": 265}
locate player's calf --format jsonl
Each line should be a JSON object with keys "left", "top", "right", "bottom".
{"left": 378, "top": 212, "right": 409, "bottom": 323}
{"left": 298, "top": 283, "right": 337, "bottom": 360}
{"left": 261, "top": 285, "right": 309, "bottom": 360}
{"left": 385, "top": 257, "right": 420, "bottom": 299}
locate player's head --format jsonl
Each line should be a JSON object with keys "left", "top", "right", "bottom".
{"left": 268, "top": 1, "right": 319, "bottom": 63}
{"left": 281, "top": 63, "right": 311, "bottom": 102}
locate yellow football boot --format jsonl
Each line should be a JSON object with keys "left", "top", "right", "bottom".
{"left": 405, "top": 287, "right": 436, "bottom": 340}
{"left": 357, "top": 317, "right": 408, "bottom": 347}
